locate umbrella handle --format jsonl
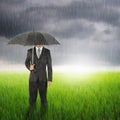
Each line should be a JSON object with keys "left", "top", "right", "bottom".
{"left": 32, "top": 48, "right": 34, "bottom": 64}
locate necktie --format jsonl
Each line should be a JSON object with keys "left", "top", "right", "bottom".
{"left": 38, "top": 48, "right": 40, "bottom": 58}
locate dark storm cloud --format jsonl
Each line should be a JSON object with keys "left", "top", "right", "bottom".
{"left": 0, "top": 0, "right": 26, "bottom": 4}
{"left": 0, "top": 0, "right": 120, "bottom": 37}
{"left": 59, "top": 1, "right": 119, "bottom": 26}
{"left": 24, "top": 1, "right": 120, "bottom": 26}
{"left": 15, "top": 0, "right": 120, "bottom": 39}
{"left": 103, "top": 0, "right": 120, "bottom": 6}
{"left": 0, "top": 13, "right": 29, "bottom": 37}
{"left": 0, "top": 0, "right": 29, "bottom": 37}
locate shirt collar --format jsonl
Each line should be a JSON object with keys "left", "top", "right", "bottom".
{"left": 36, "top": 46, "right": 43, "bottom": 51}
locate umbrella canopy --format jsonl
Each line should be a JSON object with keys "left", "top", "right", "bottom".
{"left": 8, "top": 32, "right": 60, "bottom": 45}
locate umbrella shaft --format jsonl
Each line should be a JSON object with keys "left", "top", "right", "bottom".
{"left": 32, "top": 48, "right": 34, "bottom": 64}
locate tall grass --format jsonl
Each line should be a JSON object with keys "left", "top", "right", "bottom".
{"left": 0, "top": 71, "right": 120, "bottom": 120}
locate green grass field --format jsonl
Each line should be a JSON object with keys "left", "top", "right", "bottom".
{"left": 0, "top": 71, "right": 120, "bottom": 120}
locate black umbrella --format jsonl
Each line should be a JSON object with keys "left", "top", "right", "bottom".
{"left": 8, "top": 32, "right": 60, "bottom": 64}
{"left": 8, "top": 32, "right": 60, "bottom": 45}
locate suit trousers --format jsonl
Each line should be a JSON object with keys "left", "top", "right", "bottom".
{"left": 29, "top": 74, "right": 48, "bottom": 107}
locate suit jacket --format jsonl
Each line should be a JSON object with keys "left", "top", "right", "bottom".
{"left": 25, "top": 47, "right": 52, "bottom": 82}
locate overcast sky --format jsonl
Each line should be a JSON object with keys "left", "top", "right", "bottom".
{"left": 0, "top": 0, "right": 120, "bottom": 68}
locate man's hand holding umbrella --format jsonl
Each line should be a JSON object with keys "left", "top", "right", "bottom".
{"left": 29, "top": 64, "right": 35, "bottom": 71}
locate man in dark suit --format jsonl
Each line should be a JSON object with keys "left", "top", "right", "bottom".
{"left": 25, "top": 44, "right": 52, "bottom": 109}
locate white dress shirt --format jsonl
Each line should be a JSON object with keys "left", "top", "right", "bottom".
{"left": 36, "top": 46, "right": 43, "bottom": 58}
